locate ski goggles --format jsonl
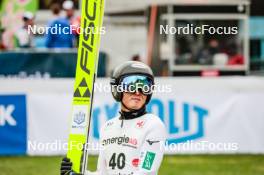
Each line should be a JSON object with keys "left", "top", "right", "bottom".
{"left": 118, "top": 75, "right": 154, "bottom": 95}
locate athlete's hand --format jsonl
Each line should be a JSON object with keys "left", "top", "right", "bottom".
{"left": 60, "top": 157, "right": 75, "bottom": 175}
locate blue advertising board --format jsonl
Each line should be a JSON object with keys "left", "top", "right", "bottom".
{"left": 0, "top": 95, "right": 27, "bottom": 155}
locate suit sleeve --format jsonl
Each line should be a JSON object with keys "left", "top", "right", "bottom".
{"left": 134, "top": 120, "right": 167, "bottom": 175}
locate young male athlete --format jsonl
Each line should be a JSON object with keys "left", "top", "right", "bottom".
{"left": 61, "top": 61, "right": 167, "bottom": 175}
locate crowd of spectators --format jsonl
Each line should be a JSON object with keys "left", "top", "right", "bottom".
{"left": 0, "top": 0, "right": 80, "bottom": 50}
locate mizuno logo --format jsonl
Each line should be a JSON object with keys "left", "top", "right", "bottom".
{"left": 146, "top": 139, "right": 160, "bottom": 145}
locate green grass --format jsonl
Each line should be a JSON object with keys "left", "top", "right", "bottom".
{"left": 0, "top": 155, "right": 264, "bottom": 175}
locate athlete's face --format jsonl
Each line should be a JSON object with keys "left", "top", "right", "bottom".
{"left": 122, "top": 92, "right": 147, "bottom": 111}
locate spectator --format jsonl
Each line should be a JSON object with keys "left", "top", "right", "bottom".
{"left": 48, "top": 3, "right": 62, "bottom": 24}
{"left": 63, "top": 0, "right": 81, "bottom": 45}
{"left": 131, "top": 54, "right": 142, "bottom": 62}
{"left": 0, "top": 28, "right": 6, "bottom": 50}
{"left": 227, "top": 43, "right": 244, "bottom": 65}
{"left": 45, "top": 1, "right": 75, "bottom": 48}
{"left": 197, "top": 39, "right": 221, "bottom": 65}
{"left": 63, "top": 0, "right": 75, "bottom": 21}
{"left": 14, "top": 11, "right": 35, "bottom": 48}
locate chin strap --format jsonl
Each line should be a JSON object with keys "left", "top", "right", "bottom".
{"left": 119, "top": 105, "right": 147, "bottom": 128}
{"left": 119, "top": 105, "right": 147, "bottom": 120}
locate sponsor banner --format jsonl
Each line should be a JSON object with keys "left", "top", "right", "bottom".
{"left": 0, "top": 77, "right": 264, "bottom": 155}
{"left": 0, "top": 95, "right": 27, "bottom": 155}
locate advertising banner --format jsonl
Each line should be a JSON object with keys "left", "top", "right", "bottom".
{"left": 0, "top": 78, "right": 264, "bottom": 155}
{"left": 0, "top": 95, "right": 27, "bottom": 155}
